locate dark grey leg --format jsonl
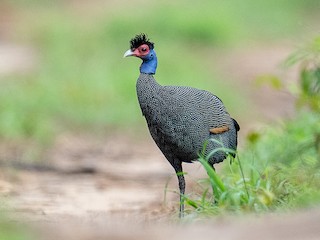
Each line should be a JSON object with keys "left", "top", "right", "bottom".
{"left": 177, "top": 173, "right": 185, "bottom": 218}
{"left": 169, "top": 159, "right": 185, "bottom": 218}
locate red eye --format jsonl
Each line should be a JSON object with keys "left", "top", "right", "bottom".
{"left": 139, "top": 44, "right": 149, "bottom": 54}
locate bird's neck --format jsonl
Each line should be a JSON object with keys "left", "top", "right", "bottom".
{"left": 137, "top": 73, "right": 160, "bottom": 91}
{"left": 140, "top": 50, "right": 157, "bottom": 75}
{"left": 136, "top": 73, "right": 161, "bottom": 116}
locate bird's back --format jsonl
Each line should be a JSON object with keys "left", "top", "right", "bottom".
{"left": 137, "top": 73, "right": 238, "bottom": 165}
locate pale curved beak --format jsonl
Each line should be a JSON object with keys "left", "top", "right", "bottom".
{"left": 123, "top": 49, "right": 134, "bottom": 58}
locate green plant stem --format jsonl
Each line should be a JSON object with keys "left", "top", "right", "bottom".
{"left": 198, "top": 157, "right": 226, "bottom": 193}
{"left": 237, "top": 155, "right": 250, "bottom": 200}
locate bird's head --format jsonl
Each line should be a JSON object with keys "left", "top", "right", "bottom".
{"left": 124, "top": 33, "right": 157, "bottom": 75}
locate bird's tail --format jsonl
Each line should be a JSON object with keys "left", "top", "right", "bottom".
{"left": 232, "top": 118, "right": 240, "bottom": 132}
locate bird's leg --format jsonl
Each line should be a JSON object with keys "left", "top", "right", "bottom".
{"left": 175, "top": 164, "right": 185, "bottom": 218}
{"left": 178, "top": 173, "right": 185, "bottom": 218}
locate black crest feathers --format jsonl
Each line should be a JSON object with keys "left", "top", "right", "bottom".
{"left": 130, "top": 33, "right": 154, "bottom": 50}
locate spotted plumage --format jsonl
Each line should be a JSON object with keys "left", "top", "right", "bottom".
{"left": 124, "top": 34, "right": 240, "bottom": 217}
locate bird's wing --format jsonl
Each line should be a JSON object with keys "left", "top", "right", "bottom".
{"left": 202, "top": 91, "right": 234, "bottom": 130}
{"left": 161, "top": 86, "right": 233, "bottom": 132}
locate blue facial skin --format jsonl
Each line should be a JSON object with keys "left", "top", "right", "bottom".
{"left": 140, "top": 49, "right": 158, "bottom": 75}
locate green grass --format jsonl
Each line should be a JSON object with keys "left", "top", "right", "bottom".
{"left": 0, "top": 216, "right": 33, "bottom": 240}
{"left": 182, "top": 35, "right": 320, "bottom": 218}
{"left": 181, "top": 111, "right": 320, "bottom": 218}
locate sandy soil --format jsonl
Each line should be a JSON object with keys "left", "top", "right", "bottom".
{"left": 2, "top": 132, "right": 319, "bottom": 240}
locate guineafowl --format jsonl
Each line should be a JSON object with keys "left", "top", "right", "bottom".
{"left": 124, "top": 34, "right": 240, "bottom": 217}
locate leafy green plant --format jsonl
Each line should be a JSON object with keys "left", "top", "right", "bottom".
{"left": 183, "top": 144, "right": 277, "bottom": 216}
{"left": 258, "top": 36, "right": 320, "bottom": 112}
{"left": 183, "top": 36, "right": 320, "bottom": 218}
{"left": 284, "top": 36, "right": 320, "bottom": 111}
{"left": 183, "top": 111, "right": 320, "bottom": 218}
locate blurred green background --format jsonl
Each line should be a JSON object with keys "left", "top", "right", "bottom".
{"left": 0, "top": 0, "right": 318, "bottom": 145}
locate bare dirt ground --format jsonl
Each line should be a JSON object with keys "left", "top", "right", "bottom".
{"left": 0, "top": 17, "right": 318, "bottom": 239}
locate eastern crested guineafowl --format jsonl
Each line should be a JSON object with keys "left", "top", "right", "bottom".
{"left": 124, "top": 34, "right": 240, "bottom": 217}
